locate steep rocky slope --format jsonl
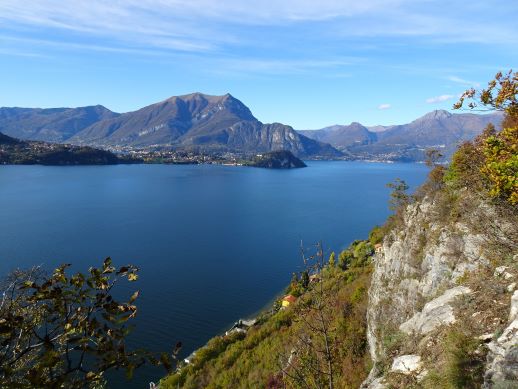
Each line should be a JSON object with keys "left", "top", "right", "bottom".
{"left": 362, "top": 188, "right": 517, "bottom": 388}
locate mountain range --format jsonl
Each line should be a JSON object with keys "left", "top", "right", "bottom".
{"left": 0, "top": 94, "right": 503, "bottom": 161}
{"left": 299, "top": 110, "right": 502, "bottom": 161}
{"left": 0, "top": 94, "right": 339, "bottom": 159}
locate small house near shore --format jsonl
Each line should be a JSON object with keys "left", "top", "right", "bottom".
{"left": 282, "top": 294, "right": 297, "bottom": 308}
{"left": 225, "top": 318, "right": 257, "bottom": 336}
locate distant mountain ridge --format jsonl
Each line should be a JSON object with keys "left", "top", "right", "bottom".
{"left": 0, "top": 94, "right": 340, "bottom": 159}
{"left": 0, "top": 95, "right": 503, "bottom": 161}
{"left": 0, "top": 105, "right": 119, "bottom": 142}
{"left": 301, "top": 122, "right": 377, "bottom": 152}
{"left": 299, "top": 110, "right": 503, "bottom": 161}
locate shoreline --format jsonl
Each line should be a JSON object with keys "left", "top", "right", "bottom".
{"left": 180, "top": 287, "right": 285, "bottom": 366}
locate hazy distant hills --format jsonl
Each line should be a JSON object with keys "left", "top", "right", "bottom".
{"left": 0, "top": 105, "right": 119, "bottom": 143}
{"left": 301, "top": 122, "right": 377, "bottom": 149}
{"left": 0, "top": 93, "right": 340, "bottom": 159}
{"left": 300, "top": 110, "right": 502, "bottom": 161}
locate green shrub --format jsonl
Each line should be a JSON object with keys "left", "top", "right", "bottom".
{"left": 482, "top": 126, "right": 518, "bottom": 204}
{"left": 422, "top": 329, "right": 485, "bottom": 389}
{"left": 350, "top": 286, "right": 366, "bottom": 304}
{"left": 369, "top": 225, "right": 384, "bottom": 245}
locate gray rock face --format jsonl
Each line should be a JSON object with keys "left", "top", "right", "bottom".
{"left": 390, "top": 354, "right": 423, "bottom": 374}
{"left": 366, "top": 377, "right": 386, "bottom": 389}
{"left": 484, "top": 291, "right": 518, "bottom": 387}
{"left": 365, "top": 198, "right": 486, "bottom": 372}
{"left": 362, "top": 192, "right": 515, "bottom": 389}
{"left": 399, "top": 286, "right": 471, "bottom": 335}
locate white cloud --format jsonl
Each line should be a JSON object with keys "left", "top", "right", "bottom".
{"left": 209, "top": 57, "right": 361, "bottom": 76}
{"left": 0, "top": 0, "right": 405, "bottom": 28}
{"left": 0, "top": 1, "right": 226, "bottom": 52}
{"left": 0, "top": 47, "right": 49, "bottom": 58}
{"left": 1, "top": 36, "right": 183, "bottom": 56}
{"left": 378, "top": 103, "right": 391, "bottom": 110}
{"left": 447, "top": 76, "right": 480, "bottom": 87}
{"left": 0, "top": 0, "right": 515, "bottom": 57}
{"left": 426, "top": 94, "right": 455, "bottom": 104}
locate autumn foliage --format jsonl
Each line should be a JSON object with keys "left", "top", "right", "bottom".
{"left": 0, "top": 259, "right": 178, "bottom": 388}
{"left": 451, "top": 70, "right": 518, "bottom": 205}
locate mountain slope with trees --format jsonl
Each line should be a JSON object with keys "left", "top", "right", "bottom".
{"left": 246, "top": 150, "right": 307, "bottom": 169}
{"left": 0, "top": 131, "right": 131, "bottom": 165}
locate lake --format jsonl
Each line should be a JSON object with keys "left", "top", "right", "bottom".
{"left": 0, "top": 161, "right": 428, "bottom": 387}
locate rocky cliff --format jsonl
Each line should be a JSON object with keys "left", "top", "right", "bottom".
{"left": 362, "top": 188, "right": 517, "bottom": 388}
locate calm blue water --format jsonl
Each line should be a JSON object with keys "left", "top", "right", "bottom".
{"left": 0, "top": 162, "right": 427, "bottom": 387}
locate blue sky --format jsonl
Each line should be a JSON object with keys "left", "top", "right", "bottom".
{"left": 0, "top": 1, "right": 517, "bottom": 129}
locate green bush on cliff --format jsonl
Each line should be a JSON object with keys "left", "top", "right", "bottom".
{"left": 422, "top": 328, "right": 485, "bottom": 389}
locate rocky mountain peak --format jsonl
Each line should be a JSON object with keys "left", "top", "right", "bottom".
{"left": 38, "top": 93, "right": 338, "bottom": 157}
{"left": 162, "top": 92, "right": 255, "bottom": 122}
{"left": 420, "top": 109, "right": 453, "bottom": 121}
{"left": 348, "top": 122, "right": 368, "bottom": 130}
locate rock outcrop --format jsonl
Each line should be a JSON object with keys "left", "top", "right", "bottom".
{"left": 361, "top": 192, "right": 517, "bottom": 388}
{"left": 485, "top": 290, "right": 518, "bottom": 386}
{"left": 390, "top": 354, "right": 424, "bottom": 375}
{"left": 399, "top": 286, "right": 471, "bottom": 335}
{"left": 247, "top": 150, "right": 307, "bottom": 169}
